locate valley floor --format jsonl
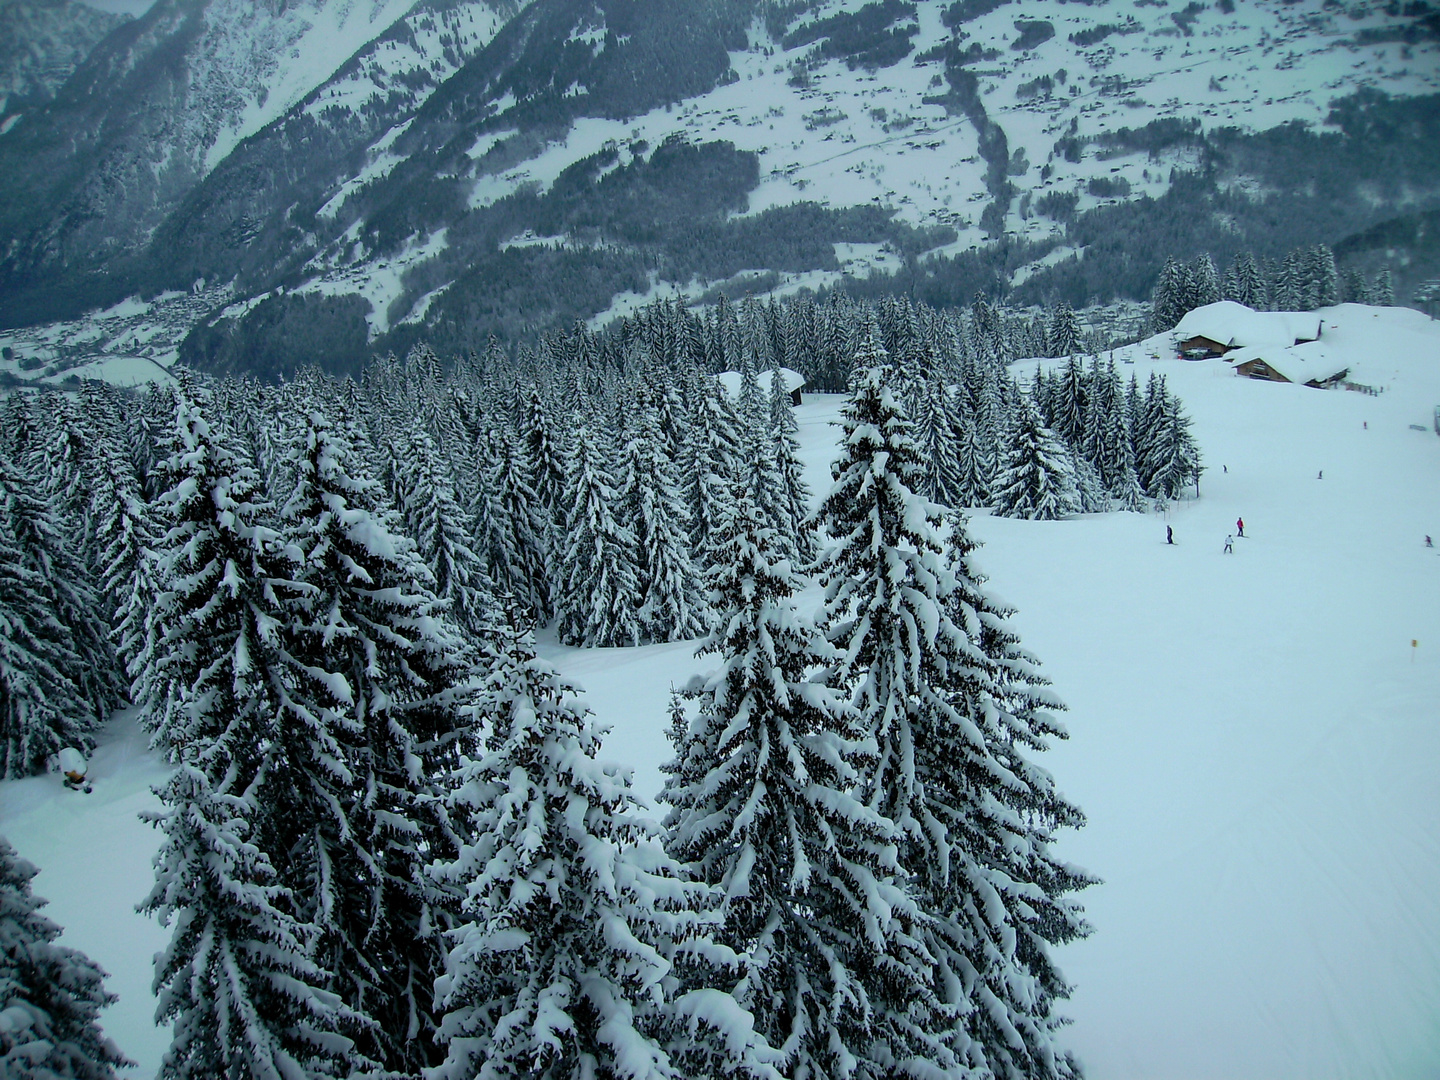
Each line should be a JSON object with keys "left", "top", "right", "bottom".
{"left": 4, "top": 306, "right": 1439, "bottom": 1078}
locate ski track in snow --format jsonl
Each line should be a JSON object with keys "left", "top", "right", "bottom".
{"left": 2, "top": 305, "right": 1439, "bottom": 1077}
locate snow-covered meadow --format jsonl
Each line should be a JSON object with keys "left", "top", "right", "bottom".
{"left": 2, "top": 304, "right": 1438, "bottom": 1078}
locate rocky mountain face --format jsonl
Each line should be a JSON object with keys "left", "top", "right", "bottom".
{"left": 1, "top": 0, "right": 1439, "bottom": 382}
{"left": 0, "top": 0, "right": 516, "bottom": 324}
{"left": 0, "top": 0, "right": 127, "bottom": 117}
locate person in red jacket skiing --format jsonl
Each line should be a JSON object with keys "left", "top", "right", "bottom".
{"left": 1236, "top": 516, "right": 1245, "bottom": 537}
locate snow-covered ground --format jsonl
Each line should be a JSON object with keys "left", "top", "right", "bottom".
{"left": 3, "top": 304, "right": 1438, "bottom": 1078}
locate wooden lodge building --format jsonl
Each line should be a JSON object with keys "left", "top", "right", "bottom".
{"left": 1171, "top": 302, "right": 1347, "bottom": 387}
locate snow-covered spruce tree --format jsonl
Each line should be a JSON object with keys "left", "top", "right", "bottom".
{"left": 681, "top": 375, "right": 742, "bottom": 575}
{"left": 814, "top": 362, "right": 1094, "bottom": 1075}
{"left": 142, "top": 764, "right": 359, "bottom": 1080}
{"left": 130, "top": 392, "right": 357, "bottom": 1079}
{"left": 991, "top": 393, "right": 1080, "bottom": 521}
{"left": 476, "top": 423, "right": 552, "bottom": 623}
{"left": 0, "top": 467, "right": 95, "bottom": 778}
{"left": 280, "top": 406, "right": 482, "bottom": 1076}
{"left": 1046, "top": 304, "right": 1082, "bottom": 359}
{"left": 767, "top": 365, "right": 815, "bottom": 563}
{"left": 936, "top": 511, "right": 1095, "bottom": 1080}
{"left": 734, "top": 358, "right": 789, "bottom": 558}
{"left": 3, "top": 403, "right": 124, "bottom": 721}
{"left": 79, "top": 383, "right": 155, "bottom": 621}
{"left": 555, "top": 424, "right": 643, "bottom": 648}
{"left": 0, "top": 451, "right": 117, "bottom": 774}
{"left": 1372, "top": 266, "right": 1395, "bottom": 306}
{"left": 521, "top": 384, "right": 568, "bottom": 551}
{"left": 1139, "top": 382, "right": 1203, "bottom": 502}
{"left": 1150, "top": 256, "right": 1188, "bottom": 332}
{"left": 617, "top": 408, "right": 708, "bottom": 643}
{"left": 396, "top": 425, "right": 500, "bottom": 638}
{"left": 950, "top": 406, "right": 990, "bottom": 509}
{"left": 1098, "top": 397, "right": 1145, "bottom": 512}
{"left": 665, "top": 491, "right": 949, "bottom": 1079}
{"left": 914, "top": 370, "right": 962, "bottom": 509}
{"left": 0, "top": 837, "right": 132, "bottom": 1079}
{"left": 432, "top": 623, "right": 772, "bottom": 1080}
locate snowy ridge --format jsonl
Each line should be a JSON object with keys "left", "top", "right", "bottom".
{"left": 391, "top": 0, "right": 1440, "bottom": 290}
{"left": 194, "top": 0, "right": 420, "bottom": 173}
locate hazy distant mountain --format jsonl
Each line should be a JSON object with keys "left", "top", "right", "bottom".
{"left": 1, "top": 0, "right": 1438, "bottom": 379}
{"left": 0, "top": 0, "right": 128, "bottom": 116}
{"left": 0, "top": 0, "right": 517, "bottom": 323}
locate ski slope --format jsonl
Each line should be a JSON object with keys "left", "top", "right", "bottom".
{"left": 2, "top": 304, "right": 1439, "bottom": 1078}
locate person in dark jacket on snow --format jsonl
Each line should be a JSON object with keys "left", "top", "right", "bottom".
{"left": 1236, "top": 517, "right": 1245, "bottom": 537}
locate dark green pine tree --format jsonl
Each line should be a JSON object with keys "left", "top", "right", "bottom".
{"left": 915, "top": 370, "right": 963, "bottom": 509}
{"left": 681, "top": 376, "right": 742, "bottom": 575}
{"left": 279, "top": 406, "right": 481, "bottom": 1076}
{"left": 0, "top": 456, "right": 96, "bottom": 779}
{"left": 663, "top": 493, "right": 944, "bottom": 1079}
{"left": 768, "top": 365, "right": 815, "bottom": 562}
{"left": 992, "top": 394, "right": 1081, "bottom": 521}
{"left": 1046, "top": 303, "right": 1082, "bottom": 359}
{"left": 937, "top": 511, "right": 1096, "bottom": 1080}
{"left": 1139, "top": 381, "right": 1203, "bottom": 501}
{"left": 555, "top": 424, "right": 643, "bottom": 648}
{"left": 0, "top": 837, "right": 132, "bottom": 1079}
{"left": 396, "top": 425, "right": 500, "bottom": 638}
{"left": 431, "top": 622, "right": 770, "bottom": 1080}
{"left": 132, "top": 392, "right": 358, "bottom": 1079}
{"left": 617, "top": 405, "right": 707, "bottom": 642}
{"left": 0, "top": 443, "right": 120, "bottom": 763}
{"left": 1150, "top": 256, "right": 1188, "bottom": 332}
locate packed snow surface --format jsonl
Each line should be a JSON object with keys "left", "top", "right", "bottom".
{"left": 2, "top": 304, "right": 1438, "bottom": 1078}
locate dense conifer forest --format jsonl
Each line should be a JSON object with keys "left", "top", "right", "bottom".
{"left": 0, "top": 284, "right": 1213, "bottom": 1078}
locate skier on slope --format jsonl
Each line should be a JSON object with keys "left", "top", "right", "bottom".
{"left": 1236, "top": 516, "right": 1245, "bottom": 537}
{"left": 1166, "top": 525, "right": 1174, "bottom": 545}
{"left": 1224, "top": 535, "right": 1234, "bottom": 554}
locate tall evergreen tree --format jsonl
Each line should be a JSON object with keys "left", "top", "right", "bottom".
{"left": 914, "top": 371, "right": 962, "bottom": 509}
{"left": 1139, "top": 383, "right": 1203, "bottom": 501}
{"left": 396, "top": 426, "right": 499, "bottom": 638}
{"left": 476, "top": 425, "right": 552, "bottom": 622}
{"left": 555, "top": 425, "right": 643, "bottom": 648}
{"left": 0, "top": 459, "right": 95, "bottom": 778}
{"left": 0, "top": 447, "right": 118, "bottom": 769}
{"left": 617, "top": 409, "right": 708, "bottom": 643}
{"left": 663, "top": 494, "right": 943, "bottom": 1079}
{"left": 991, "top": 395, "right": 1080, "bottom": 521}
{"left": 936, "top": 513, "right": 1095, "bottom": 1079}
{"left": 682, "top": 377, "right": 743, "bottom": 574}
{"left": 279, "top": 406, "right": 481, "bottom": 1075}
{"left": 768, "top": 366, "right": 815, "bottom": 563}
{"left": 131, "top": 392, "right": 357, "bottom": 1079}
{"left": 432, "top": 623, "right": 764, "bottom": 1080}
{"left": 1046, "top": 304, "right": 1082, "bottom": 359}
{"left": 0, "top": 837, "right": 132, "bottom": 1080}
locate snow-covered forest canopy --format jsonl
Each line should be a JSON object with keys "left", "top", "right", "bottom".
{"left": 0, "top": 287, "right": 1211, "bottom": 1078}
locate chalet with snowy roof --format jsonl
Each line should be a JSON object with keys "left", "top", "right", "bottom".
{"left": 1172, "top": 301, "right": 1322, "bottom": 359}
{"left": 1229, "top": 341, "right": 1349, "bottom": 388}
{"left": 715, "top": 367, "right": 806, "bottom": 406}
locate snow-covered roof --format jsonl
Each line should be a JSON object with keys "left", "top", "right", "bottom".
{"left": 1229, "top": 341, "right": 1348, "bottom": 385}
{"left": 714, "top": 367, "right": 806, "bottom": 399}
{"left": 1174, "top": 301, "right": 1322, "bottom": 350}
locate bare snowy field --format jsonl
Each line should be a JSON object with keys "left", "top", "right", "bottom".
{"left": 2, "top": 304, "right": 1439, "bottom": 1078}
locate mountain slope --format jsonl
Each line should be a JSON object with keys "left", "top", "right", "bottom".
{"left": 2, "top": 0, "right": 1440, "bottom": 376}
{"left": 0, "top": 0, "right": 471, "bottom": 322}
{"left": 0, "top": 0, "right": 128, "bottom": 119}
